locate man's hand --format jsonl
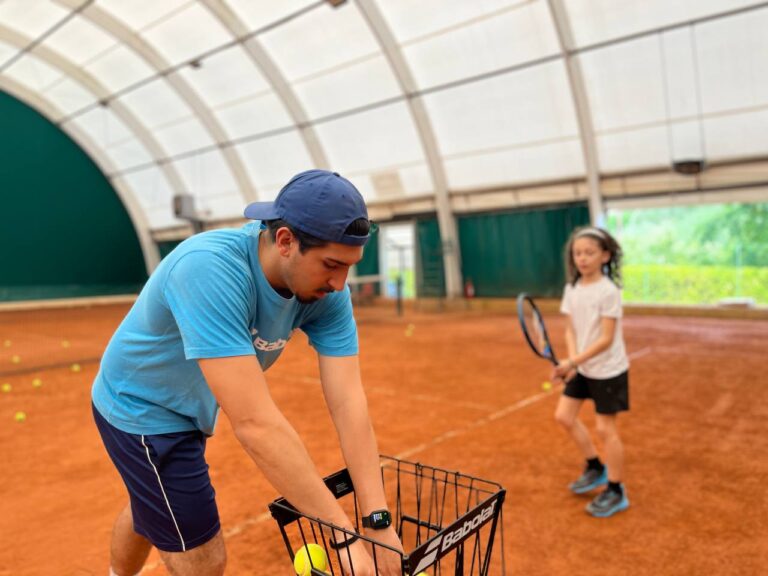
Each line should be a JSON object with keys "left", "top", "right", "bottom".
{"left": 363, "top": 526, "right": 403, "bottom": 576}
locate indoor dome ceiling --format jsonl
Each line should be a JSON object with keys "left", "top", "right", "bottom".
{"left": 1, "top": 0, "right": 766, "bottom": 240}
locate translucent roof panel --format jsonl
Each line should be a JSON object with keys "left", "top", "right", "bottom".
{"left": 170, "top": 149, "right": 243, "bottom": 219}
{"left": 597, "top": 126, "right": 670, "bottom": 173}
{"left": 235, "top": 131, "right": 315, "bottom": 202}
{"left": 565, "top": 0, "right": 764, "bottom": 48}
{"left": 177, "top": 45, "right": 294, "bottom": 138}
{"left": 42, "top": 77, "right": 99, "bottom": 117}
{"left": 696, "top": 7, "right": 768, "bottom": 113}
{"left": 384, "top": 0, "right": 560, "bottom": 90}
{"left": 138, "top": 3, "right": 233, "bottom": 67}
{"left": 579, "top": 36, "right": 667, "bottom": 132}
{"left": 4, "top": 54, "right": 64, "bottom": 96}
{"left": 313, "top": 102, "right": 431, "bottom": 199}
{"left": 116, "top": 166, "right": 179, "bottom": 229}
{"left": 81, "top": 44, "right": 157, "bottom": 94}
{"left": 115, "top": 77, "right": 196, "bottom": 130}
{"left": 43, "top": 15, "right": 118, "bottom": 67}
{"left": 260, "top": 3, "right": 380, "bottom": 81}
{"left": 66, "top": 106, "right": 154, "bottom": 172}
{"left": 227, "top": 0, "right": 316, "bottom": 31}
{"left": 0, "top": 0, "right": 68, "bottom": 39}
{"left": 96, "top": 0, "right": 191, "bottom": 33}
{"left": 424, "top": 60, "right": 581, "bottom": 187}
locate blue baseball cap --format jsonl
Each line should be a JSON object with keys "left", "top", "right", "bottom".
{"left": 244, "top": 169, "right": 370, "bottom": 246}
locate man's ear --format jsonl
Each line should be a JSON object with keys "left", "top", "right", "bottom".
{"left": 274, "top": 227, "right": 295, "bottom": 257}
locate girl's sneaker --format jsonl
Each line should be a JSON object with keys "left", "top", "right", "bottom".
{"left": 586, "top": 487, "right": 630, "bottom": 518}
{"left": 569, "top": 467, "right": 608, "bottom": 494}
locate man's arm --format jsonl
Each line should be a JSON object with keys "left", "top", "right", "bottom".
{"left": 318, "top": 354, "right": 404, "bottom": 574}
{"left": 198, "top": 355, "right": 355, "bottom": 529}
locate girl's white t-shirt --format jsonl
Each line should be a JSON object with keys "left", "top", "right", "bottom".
{"left": 560, "top": 276, "right": 629, "bottom": 379}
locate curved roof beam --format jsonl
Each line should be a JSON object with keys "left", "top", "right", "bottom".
{"left": 0, "top": 24, "right": 186, "bottom": 194}
{"left": 200, "top": 0, "right": 329, "bottom": 169}
{"left": 356, "top": 0, "right": 463, "bottom": 299}
{"left": 0, "top": 76, "right": 160, "bottom": 271}
{"left": 547, "top": 0, "right": 604, "bottom": 224}
{"left": 53, "top": 0, "right": 259, "bottom": 203}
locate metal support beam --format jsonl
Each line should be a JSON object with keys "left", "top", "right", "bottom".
{"left": 548, "top": 0, "right": 604, "bottom": 225}
{"left": 356, "top": 0, "right": 463, "bottom": 298}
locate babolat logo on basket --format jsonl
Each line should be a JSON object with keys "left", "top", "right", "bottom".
{"left": 409, "top": 497, "right": 499, "bottom": 575}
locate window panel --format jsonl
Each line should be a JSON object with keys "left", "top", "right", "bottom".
{"left": 424, "top": 61, "right": 578, "bottom": 156}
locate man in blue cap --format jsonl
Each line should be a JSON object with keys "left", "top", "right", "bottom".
{"left": 92, "top": 170, "right": 402, "bottom": 576}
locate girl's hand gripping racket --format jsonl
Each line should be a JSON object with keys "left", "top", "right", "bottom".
{"left": 516, "top": 293, "right": 559, "bottom": 366}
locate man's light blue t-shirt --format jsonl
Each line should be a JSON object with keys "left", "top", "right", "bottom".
{"left": 92, "top": 222, "right": 358, "bottom": 436}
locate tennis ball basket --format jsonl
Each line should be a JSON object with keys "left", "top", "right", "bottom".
{"left": 269, "top": 456, "right": 507, "bottom": 576}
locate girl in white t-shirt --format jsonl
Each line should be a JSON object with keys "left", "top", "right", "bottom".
{"left": 552, "top": 226, "right": 630, "bottom": 518}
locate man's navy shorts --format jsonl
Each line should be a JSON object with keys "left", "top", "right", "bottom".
{"left": 92, "top": 403, "right": 220, "bottom": 552}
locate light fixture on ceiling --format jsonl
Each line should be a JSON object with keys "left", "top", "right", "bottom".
{"left": 326, "top": 0, "right": 347, "bottom": 7}
{"left": 672, "top": 159, "right": 706, "bottom": 175}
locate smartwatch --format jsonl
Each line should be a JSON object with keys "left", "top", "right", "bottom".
{"left": 362, "top": 509, "right": 392, "bottom": 530}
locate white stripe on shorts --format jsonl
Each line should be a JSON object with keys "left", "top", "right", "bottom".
{"left": 141, "top": 435, "right": 187, "bottom": 552}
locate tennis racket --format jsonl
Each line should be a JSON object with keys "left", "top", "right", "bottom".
{"left": 516, "top": 293, "right": 559, "bottom": 366}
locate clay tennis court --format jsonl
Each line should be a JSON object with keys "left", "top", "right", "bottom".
{"left": 1, "top": 302, "right": 765, "bottom": 576}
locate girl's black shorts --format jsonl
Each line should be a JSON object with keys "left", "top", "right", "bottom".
{"left": 564, "top": 370, "right": 629, "bottom": 414}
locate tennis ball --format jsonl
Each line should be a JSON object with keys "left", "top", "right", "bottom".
{"left": 10, "top": 355, "right": 20, "bottom": 364}
{"left": 541, "top": 381, "right": 553, "bottom": 391}
{"left": 294, "top": 543, "right": 328, "bottom": 576}
{"left": 71, "top": 363, "right": 81, "bottom": 373}
{"left": 14, "top": 411, "right": 26, "bottom": 422}
{"left": 1, "top": 383, "right": 11, "bottom": 393}
{"left": 32, "top": 378, "right": 42, "bottom": 388}
{"left": 61, "top": 340, "right": 70, "bottom": 348}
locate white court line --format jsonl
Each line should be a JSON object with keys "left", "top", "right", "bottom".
{"left": 140, "top": 345, "right": 654, "bottom": 572}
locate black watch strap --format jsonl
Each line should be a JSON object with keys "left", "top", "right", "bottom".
{"left": 329, "top": 534, "right": 360, "bottom": 550}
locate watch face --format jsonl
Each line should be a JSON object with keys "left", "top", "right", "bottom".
{"left": 370, "top": 510, "right": 391, "bottom": 528}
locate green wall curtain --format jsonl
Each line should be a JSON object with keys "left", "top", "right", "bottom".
{"left": 0, "top": 92, "right": 146, "bottom": 301}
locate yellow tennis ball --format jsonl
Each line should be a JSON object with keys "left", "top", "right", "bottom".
{"left": 10, "top": 355, "right": 20, "bottom": 364}
{"left": 1, "top": 383, "right": 11, "bottom": 393}
{"left": 541, "top": 381, "right": 552, "bottom": 391}
{"left": 294, "top": 543, "right": 328, "bottom": 576}
{"left": 14, "top": 411, "right": 26, "bottom": 422}
{"left": 61, "top": 340, "right": 70, "bottom": 348}
{"left": 32, "top": 378, "right": 42, "bottom": 388}
{"left": 71, "top": 363, "right": 81, "bottom": 373}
